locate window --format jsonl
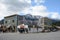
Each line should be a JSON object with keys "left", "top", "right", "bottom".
{"left": 12, "top": 20, "right": 15, "bottom": 23}
{"left": 5, "top": 21, "right": 7, "bottom": 23}
{"left": 8, "top": 20, "right": 10, "bottom": 23}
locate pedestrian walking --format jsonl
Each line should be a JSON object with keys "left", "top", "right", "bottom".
{"left": 24, "top": 25, "right": 28, "bottom": 33}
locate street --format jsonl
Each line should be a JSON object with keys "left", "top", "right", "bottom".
{"left": 0, "top": 31, "right": 60, "bottom": 40}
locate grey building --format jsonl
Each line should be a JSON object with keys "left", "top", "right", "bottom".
{"left": 4, "top": 14, "right": 25, "bottom": 32}
{"left": 37, "top": 17, "right": 52, "bottom": 29}
{"left": 0, "top": 19, "right": 4, "bottom": 25}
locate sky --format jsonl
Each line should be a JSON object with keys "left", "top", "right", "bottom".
{"left": 0, "top": 0, "right": 60, "bottom": 20}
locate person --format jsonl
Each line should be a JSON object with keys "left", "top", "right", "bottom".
{"left": 17, "top": 24, "right": 25, "bottom": 33}
{"left": 0, "top": 25, "right": 2, "bottom": 32}
{"left": 20, "top": 24, "right": 25, "bottom": 33}
{"left": 24, "top": 25, "right": 28, "bottom": 33}
{"left": 17, "top": 25, "right": 21, "bottom": 33}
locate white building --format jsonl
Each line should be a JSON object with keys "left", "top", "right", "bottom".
{"left": 37, "top": 17, "right": 52, "bottom": 29}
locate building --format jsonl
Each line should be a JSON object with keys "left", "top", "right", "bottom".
{"left": 4, "top": 14, "right": 52, "bottom": 32}
{"left": 0, "top": 19, "right": 4, "bottom": 25}
{"left": 4, "top": 14, "right": 26, "bottom": 32}
{"left": 24, "top": 14, "right": 39, "bottom": 27}
{"left": 37, "top": 17, "right": 52, "bottom": 29}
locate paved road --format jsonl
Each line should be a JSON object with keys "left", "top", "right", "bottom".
{"left": 0, "top": 31, "right": 60, "bottom": 40}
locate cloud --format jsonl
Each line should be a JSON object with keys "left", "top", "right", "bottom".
{"left": 3, "top": 0, "right": 31, "bottom": 11}
{"left": 0, "top": 0, "right": 31, "bottom": 20}
{"left": 21, "top": 5, "right": 49, "bottom": 17}
{"left": 19, "top": 0, "right": 31, "bottom": 3}
{"left": 21, "top": 5, "right": 60, "bottom": 20}
{"left": 34, "top": 0, "right": 45, "bottom": 5}
{"left": 0, "top": 3, "right": 7, "bottom": 20}
{"left": 0, "top": 0, "right": 60, "bottom": 20}
{"left": 50, "top": 12, "right": 60, "bottom": 19}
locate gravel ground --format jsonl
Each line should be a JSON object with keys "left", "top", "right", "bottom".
{"left": 0, "top": 31, "right": 60, "bottom": 40}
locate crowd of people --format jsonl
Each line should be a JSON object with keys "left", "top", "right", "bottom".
{"left": 0, "top": 25, "right": 7, "bottom": 33}
{"left": 0, "top": 25, "right": 16, "bottom": 33}
{"left": 0, "top": 24, "right": 29, "bottom": 33}
{"left": 0, "top": 24, "right": 60, "bottom": 33}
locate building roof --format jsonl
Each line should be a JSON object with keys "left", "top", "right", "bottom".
{"left": 4, "top": 14, "right": 24, "bottom": 18}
